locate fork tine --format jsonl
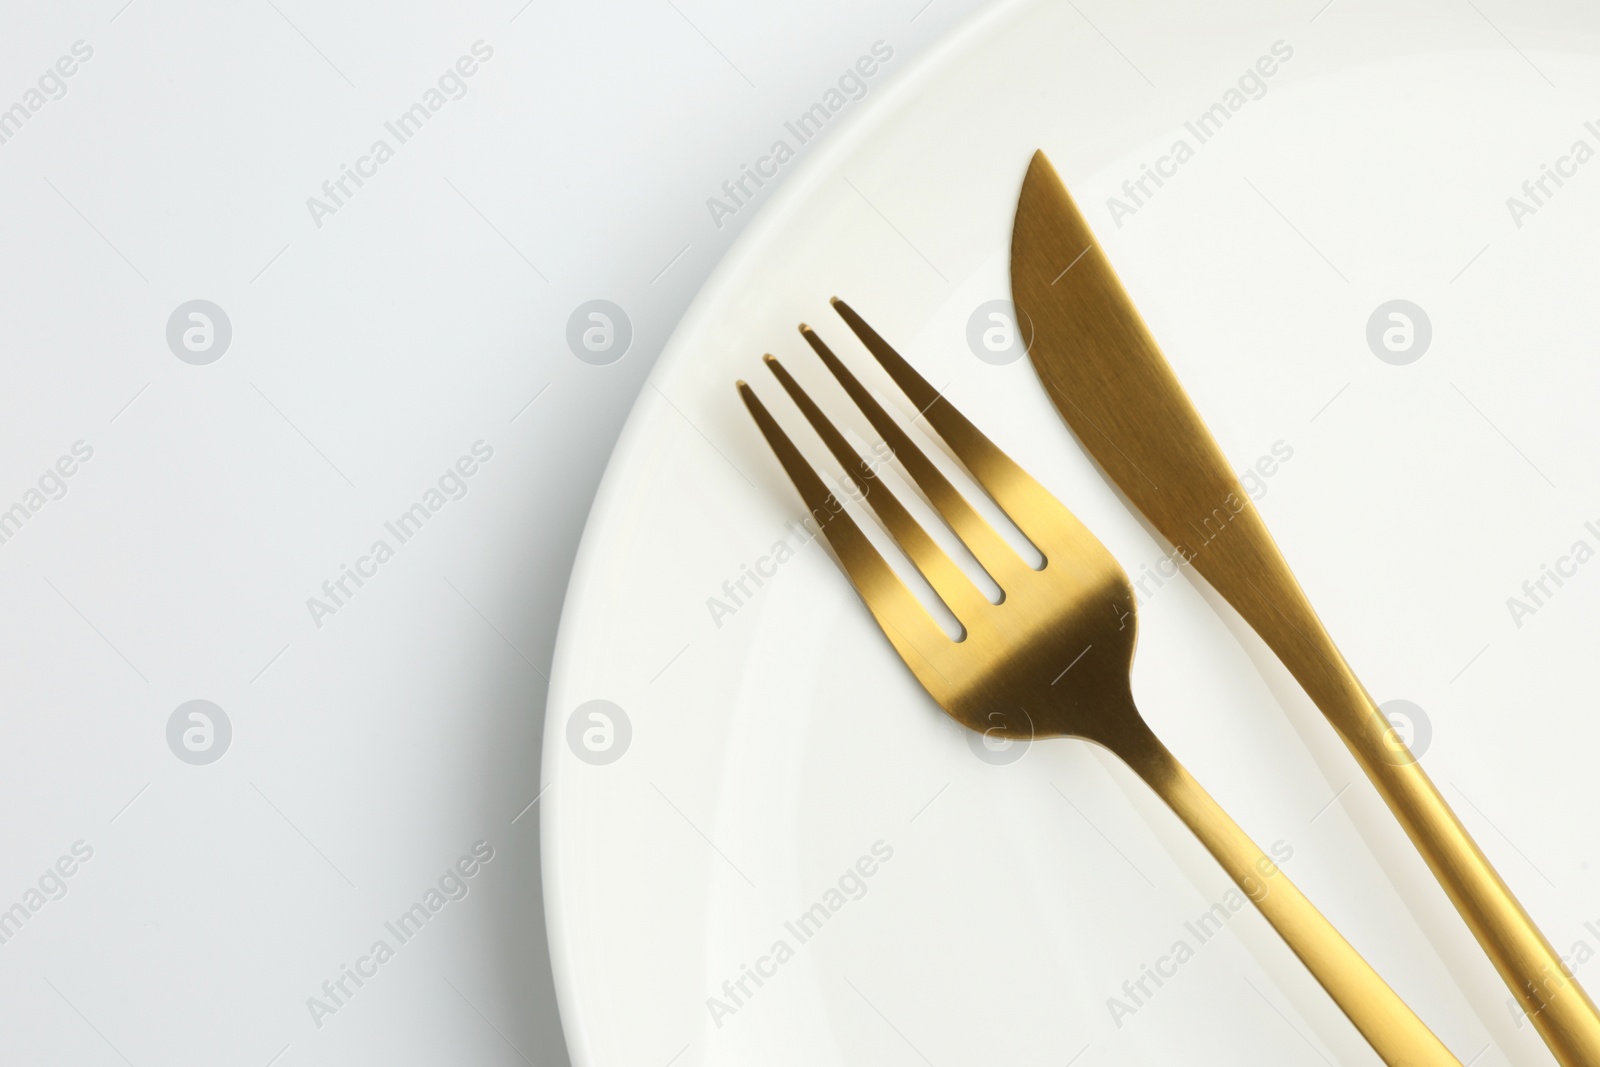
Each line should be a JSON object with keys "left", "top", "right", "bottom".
{"left": 830, "top": 298, "right": 1063, "bottom": 546}
{"left": 764, "top": 353, "right": 990, "bottom": 623}
{"left": 799, "top": 324, "right": 1029, "bottom": 589}
{"left": 736, "top": 381, "right": 956, "bottom": 689}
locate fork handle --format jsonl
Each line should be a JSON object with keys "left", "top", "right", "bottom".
{"left": 1111, "top": 719, "right": 1461, "bottom": 1067}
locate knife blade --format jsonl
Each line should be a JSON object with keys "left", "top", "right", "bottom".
{"left": 1010, "top": 148, "right": 1600, "bottom": 1066}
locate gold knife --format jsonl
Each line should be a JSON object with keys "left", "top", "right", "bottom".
{"left": 1010, "top": 149, "right": 1600, "bottom": 1066}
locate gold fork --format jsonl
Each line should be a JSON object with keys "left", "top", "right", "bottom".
{"left": 736, "top": 299, "right": 1459, "bottom": 1066}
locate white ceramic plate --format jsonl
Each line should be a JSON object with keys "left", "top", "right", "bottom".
{"left": 544, "top": 2, "right": 1600, "bottom": 1063}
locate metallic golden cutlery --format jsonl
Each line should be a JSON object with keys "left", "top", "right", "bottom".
{"left": 1011, "top": 148, "right": 1600, "bottom": 1066}
{"left": 737, "top": 300, "right": 1458, "bottom": 1066}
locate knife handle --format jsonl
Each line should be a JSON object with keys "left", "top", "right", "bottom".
{"left": 1114, "top": 716, "right": 1461, "bottom": 1066}
{"left": 1190, "top": 499, "right": 1600, "bottom": 1061}
{"left": 1340, "top": 703, "right": 1600, "bottom": 1065}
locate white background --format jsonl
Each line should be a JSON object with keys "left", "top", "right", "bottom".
{"left": 0, "top": 1, "right": 989, "bottom": 1064}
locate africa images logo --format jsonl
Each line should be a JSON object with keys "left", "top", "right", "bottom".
{"left": 704, "top": 41, "right": 894, "bottom": 229}
{"left": 305, "top": 840, "right": 496, "bottom": 1029}
{"left": 304, "top": 42, "right": 495, "bottom": 229}
{"left": 705, "top": 841, "right": 894, "bottom": 1028}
